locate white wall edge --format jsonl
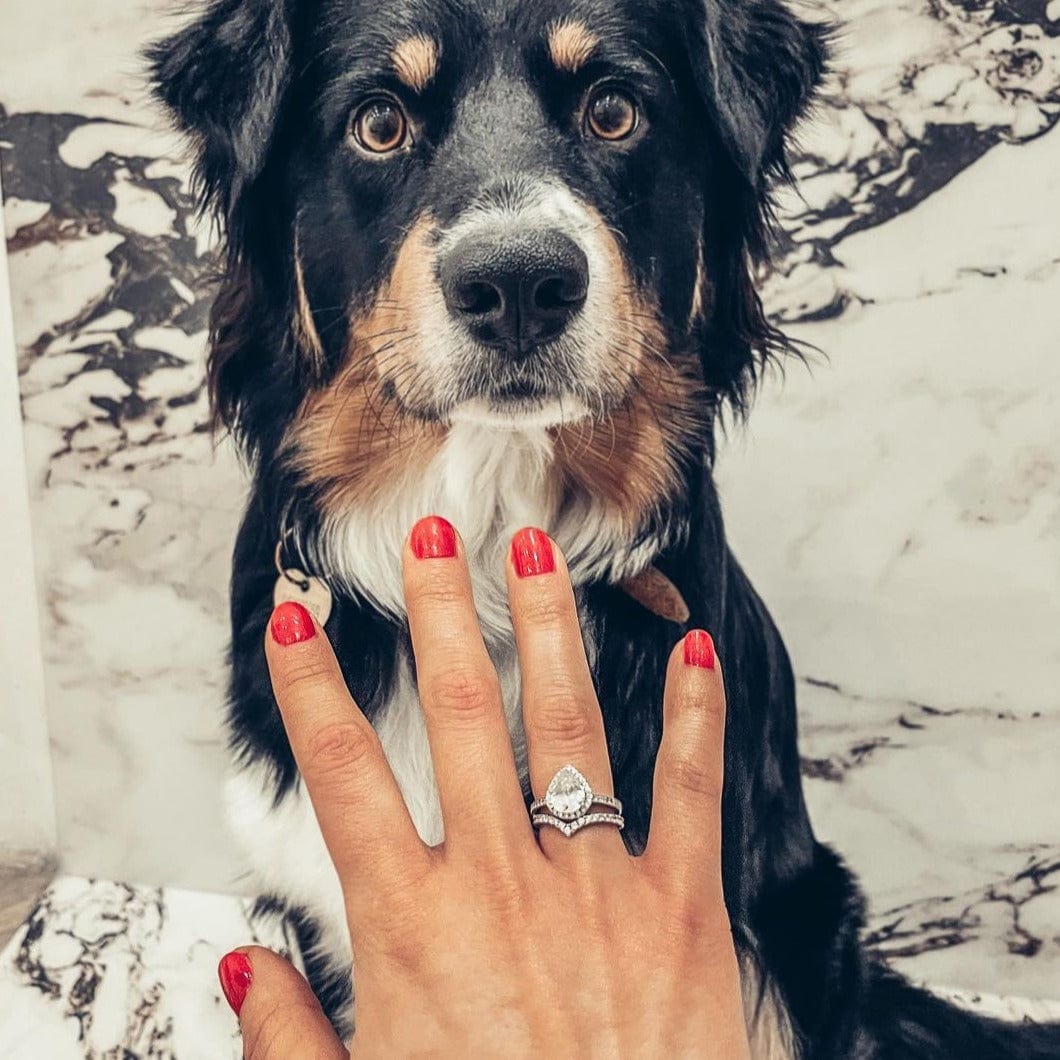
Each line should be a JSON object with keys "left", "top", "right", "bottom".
{"left": 0, "top": 165, "right": 58, "bottom": 859}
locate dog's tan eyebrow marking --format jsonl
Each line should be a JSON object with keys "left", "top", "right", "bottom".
{"left": 391, "top": 35, "right": 440, "bottom": 93}
{"left": 547, "top": 19, "right": 599, "bottom": 73}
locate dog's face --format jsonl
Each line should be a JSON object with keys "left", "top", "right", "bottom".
{"left": 151, "top": 0, "right": 826, "bottom": 466}
{"left": 289, "top": 1, "right": 708, "bottom": 428}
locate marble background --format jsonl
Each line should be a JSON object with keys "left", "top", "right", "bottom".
{"left": 0, "top": 877, "right": 298, "bottom": 1059}
{"left": 0, "top": 164, "right": 55, "bottom": 860}
{"left": 0, "top": 0, "right": 1057, "bottom": 1040}
{"left": 0, "top": 165, "right": 56, "bottom": 944}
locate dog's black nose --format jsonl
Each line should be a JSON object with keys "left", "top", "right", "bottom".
{"left": 440, "top": 230, "right": 589, "bottom": 355}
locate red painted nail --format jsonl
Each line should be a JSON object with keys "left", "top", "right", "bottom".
{"left": 684, "top": 629, "right": 716, "bottom": 670}
{"left": 271, "top": 601, "right": 316, "bottom": 646}
{"left": 511, "top": 527, "right": 555, "bottom": 578}
{"left": 218, "top": 951, "right": 252, "bottom": 1015}
{"left": 410, "top": 515, "right": 457, "bottom": 559}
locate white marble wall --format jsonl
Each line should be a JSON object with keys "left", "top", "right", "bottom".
{"left": 0, "top": 0, "right": 1057, "bottom": 1005}
{"left": 0, "top": 171, "right": 56, "bottom": 868}
{"left": 1, "top": 0, "right": 250, "bottom": 895}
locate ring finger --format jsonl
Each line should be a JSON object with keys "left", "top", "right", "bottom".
{"left": 506, "top": 527, "right": 625, "bottom": 865}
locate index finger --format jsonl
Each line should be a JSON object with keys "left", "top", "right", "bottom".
{"left": 264, "top": 601, "right": 430, "bottom": 908}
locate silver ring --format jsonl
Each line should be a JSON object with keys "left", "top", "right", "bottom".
{"left": 530, "top": 765, "right": 625, "bottom": 837}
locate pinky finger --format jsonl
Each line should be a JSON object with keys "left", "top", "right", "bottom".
{"left": 642, "top": 630, "right": 727, "bottom": 895}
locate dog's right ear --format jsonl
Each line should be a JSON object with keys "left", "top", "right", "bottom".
{"left": 147, "top": 0, "right": 291, "bottom": 225}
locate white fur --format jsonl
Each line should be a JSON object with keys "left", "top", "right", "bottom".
{"left": 307, "top": 419, "right": 652, "bottom": 639}
{"left": 741, "top": 951, "right": 801, "bottom": 1059}
{"left": 226, "top": 764, "right": 351, "bottom": 973}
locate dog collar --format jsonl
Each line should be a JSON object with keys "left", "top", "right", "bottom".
{"left": 273, "top": 538, "right": 688, "bottom": 627}
{"left": 618, "top": 566, "right": 690, "bottom": 625}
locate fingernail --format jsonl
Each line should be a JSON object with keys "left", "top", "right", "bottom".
{"left": 271, "top": 601, "right": 316, "bottom": 646}
{"left": 410, "top": 515, "right": 457, "bottom": 559}
{"left": 511, "top": 527, "right": 555, "bottom": 578}
{"left": 218, "top": 951, "right": 252, "bottom": 1015}
{"left": 684, "top": 629, "right": 716, "bottom": 670}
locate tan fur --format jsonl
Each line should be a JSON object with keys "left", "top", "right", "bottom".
{"left": 550, "top": 210, "right": 704, "bottom": 532}
{"left": 550, "top": 349, "right": 702, "bottom": 533}
{"left": 288, "top": 211, "right": 702, "bottom": 539}
{"left": 548, "top": 19, "right": 599, "bottom": 73}
{"left": 287, "top": 216, "right": 446, "bottom": 509}
{"left": 293, "top": 232, "right": 325, "bottom": 373}
{"left": 690, "top": 236, "right": 707, "bottom": 324}
{"left": 391, "top": 35, "right": 440, "bottom": 93}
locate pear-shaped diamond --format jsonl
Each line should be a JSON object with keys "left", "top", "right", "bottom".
{"left": 544, "top": 765, "right": 593, "bottom": 821}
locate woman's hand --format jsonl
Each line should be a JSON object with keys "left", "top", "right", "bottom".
{"left": 220, "top": 518, "right": 751, "bottom": 1058}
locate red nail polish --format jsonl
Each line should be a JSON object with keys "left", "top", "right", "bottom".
{"left": 511, "top": 527, "right": 555, "bottom": 578}
{"left": 411, "top": 515, "right": 457, "bottom": 559}
{"left": 271, "top": 601, "right": 316, "bottom": 646}
{"left": 684, "top": 629, "right": 716, "bottom": 670}
{"left": 218, "top": 951, "right": 252, "bottom": 1015}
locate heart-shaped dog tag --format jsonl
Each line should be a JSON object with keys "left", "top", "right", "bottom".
{"left": 273, "top": 568, "right": 333, "bottom": 627}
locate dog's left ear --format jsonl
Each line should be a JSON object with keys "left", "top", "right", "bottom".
{"left": 146, "top": 0, "right": 292, "bottom": 225}
{"left": 685, "top": 0, "right": 829, "bottom": 187}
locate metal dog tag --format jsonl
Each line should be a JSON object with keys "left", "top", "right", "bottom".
{"left": 274, "top": 568, "right": 333, "bottom": 627}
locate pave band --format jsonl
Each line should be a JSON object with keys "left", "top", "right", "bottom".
{"left": 530, "top": 764, "right": 625, "bottom": 838}
{"left": 532, "top": 811, "right": 625, "bottom": 838}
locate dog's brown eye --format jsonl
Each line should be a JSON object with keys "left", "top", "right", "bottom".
{"left": 351, "top": 98, "right": 409, "bottom": 154}
{"left": 585, "top": 88, "right": 638, "bottom": 142}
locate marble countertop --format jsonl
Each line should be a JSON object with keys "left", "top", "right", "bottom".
{"left": 0, "top": 877, "right": 296, "bottom": 1059}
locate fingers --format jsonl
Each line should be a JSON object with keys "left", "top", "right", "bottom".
{"left": 402, "top": 516, "right": 528, "bottom": 850}
{"left": 264, "top": 601, "right": 429, "bottom": 907}
{"left": 643, "top": 630, "right": 727, "bottom": 894}
{"left": 220, "top": 947, "right": 346, "bottom": 1060}
{"left": 506, "top": 528, "right": 624, "bottom": 863}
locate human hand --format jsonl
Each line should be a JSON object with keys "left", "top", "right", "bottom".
{"left": 218, "top": 518, "right": 751, "bottom": 1058}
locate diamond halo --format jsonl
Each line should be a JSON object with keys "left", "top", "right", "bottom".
{"left": 544, "top": 764, "right": 594, "bottom": 821}
{"left": 531, "top": 764, "right": 625, "bottom": 838}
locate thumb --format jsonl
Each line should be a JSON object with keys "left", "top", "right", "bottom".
{"left": 219, "top": 946, "right": 347, "bottom": 1059}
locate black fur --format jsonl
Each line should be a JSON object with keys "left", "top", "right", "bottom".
{"left": 149, "top": 1, "right": 1060, "bottom": 1055}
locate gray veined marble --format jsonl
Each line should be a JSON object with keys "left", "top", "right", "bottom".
{"left": 0, "top": 877, "right": 298, "bottom": 1059}
{"left": 0, "top": 0, "right": 1058, "bottom": 1052}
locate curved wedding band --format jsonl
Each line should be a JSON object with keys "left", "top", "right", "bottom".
{"left": 531, "top": 764, "right": 625, "bottom": 838}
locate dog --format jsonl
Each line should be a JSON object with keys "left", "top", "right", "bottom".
{"left": 149, "top": 0, "right": 1060, "bottom": 1054}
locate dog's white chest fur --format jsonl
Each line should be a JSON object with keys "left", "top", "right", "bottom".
{"left": 316, "top": 421, "right": 560, "bottom": 843}
{"left": 315, "top": 420, "right": 558, "bottom": 639}
{"left": 307, "top": 418, "right": 640, "bottom": 844}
